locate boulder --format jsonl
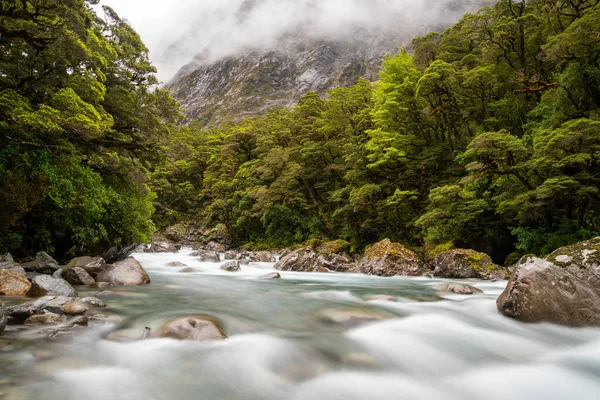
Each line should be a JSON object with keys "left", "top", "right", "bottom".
{"left": 318, "top": 307, "right": 394, "bottom": 328}
{"left": 0, "top": 300, "right": 7, "bottom": 333}
{"left": 28, "top": 275, "right": 77, "bottom": 297}
{"left": 497, "top": 238, "right": 600, "bottom": 327}
{"left": 21, "top": 251, "right": 60, "bottom": 274}
{"left": 432, "top": 249, "right": 506, "bottom": 280}
{"left": 24, "top": 312, "right": 65, "bottom": 325}
{"left": 316, "top": 240, "right": 351, "bottom": 255}
{"left": 52, "top": 268, "right": 64, "bottom": 279}
{"left": 63, "top": 267, "right": 95, "bottom": 286}
{"left": 0, "top": 269, "right": 32, "bottom": 295}
{"left": 206, "top": 241, "right": 226, "bottom": 252}
{"left": 246, "top": 251, "right": 276, "bottom": 262}
{"left": 441, "top": 283, "right": 483, "bottom": 295}
{"left": 103, "top": 243, "right": 139, "bottom": 263}
{"left": 275, "top": 247, "right": 354, "bottom": 273}
{"left": 259, "top": 272, "right": 281, "bottom": 279}
{"left": 193, "top": 251, "right": 220, "bottom": 262}
{"left": 0, "top": 253, "right": 13, "bottom": 263}
{"left": 64, "top": 256, "right": 107, "bottom": 275}
{"left": 146, "top": 241, "right": 178, "bottom": 253}
{"left": 220, "top": 261, "right": 241, "bottom": 272}
{"left": 96, "top": 257, "right": 151, "bottom": 286}
{"left": 353, "top": 239, "right": 426, "bottom": 277}
{"left": 0, "top": 261, "right": 26, "bottom": 275}
{"left": 62, "top": 301, "right": 89, "bottom": 316}
{"left": 180, "top": 268, "right": 200, "bottom": 273}
{"left": 155, "top": 316, "right": 227, "bottom": 341}
{"left": 166, "top": 261, "right": 187, "bottom": 267}
{"left": 224, "top": 250, "right": 237, "bottom": 260}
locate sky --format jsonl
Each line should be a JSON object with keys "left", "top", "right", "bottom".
{"left": 95, "top": 0, "right": 490, "bottom": 83}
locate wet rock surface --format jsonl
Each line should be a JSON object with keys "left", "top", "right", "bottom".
{"left": 497, "top": 238, "right": 600, "bottom": 327}
{"left": 220, "top": 261, "right": 241, "bottom": 272}
{"left": 96, "top": 257, "right": 151, "bottom": 286}
{"left": 155, "top": 316, "right": 227, "bottom": 341}
{"left": 441, "top": 283, "right": 483, "bottom": 295}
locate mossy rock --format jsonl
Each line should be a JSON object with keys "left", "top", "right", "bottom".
{"left": 432, "top": 249, "right": 507, "bottom": 280}
{"left": 316, "top": 240, "right": 351, "bottom": 255}
{"left": 354, "top": 239, "right": 427, "bottom": 277}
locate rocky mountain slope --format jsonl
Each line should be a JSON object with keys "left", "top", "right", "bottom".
{"left": 164, "top": 0, "right": 492, "bottom": 126}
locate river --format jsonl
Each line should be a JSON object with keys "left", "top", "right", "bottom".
{"left": 1, "top": 249, "right": 599, "bottom": 399}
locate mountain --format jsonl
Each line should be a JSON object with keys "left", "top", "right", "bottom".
{"left": 164, "top": 0, "right": 492, "bottom": 126}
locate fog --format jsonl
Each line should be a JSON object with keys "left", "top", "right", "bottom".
{"left": 95, "top": 0, "right": 491, "bottom": 82}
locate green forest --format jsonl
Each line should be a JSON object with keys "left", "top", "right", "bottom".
{"left": 2, "top": 0, "right": 599, "bottom": 264}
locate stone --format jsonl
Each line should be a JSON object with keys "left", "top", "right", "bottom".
{"left": 103, "top": 243, "right": 139, "bottom": 263}
{"left": 27, "top": 275, "right": 77, "bottom": 297}
{"left": 432, "top": 249, "right": 506, "bottom": 280}
{"left": 366, "top": 295, "right": 398, "bottom": 302}
{"left": 180, "top": 268, "right": 200, "bottom": 273}
{"left": 80, "top": 297, "right": 106, "bottom": 308}
{"left": 95, "top": 290, "right": 120, "bottom": 297}
{"left": 52, "top": 268, "right": 64, "bottom": 279}
{"left": 21, "top": 251, "right": 60, "bottom": 275}
{"left": 63, "top": 267, "right": 95, "bottom": 286}
{"left": 220, "top": 261, "right": 241, "bottom": 272}
{"left": 275, "top": 247, "right": 354, "bottom": 273}
{"left": 0, "top": 253, "right": 13, "bottom": 263}
{"left": 62, "top": 301, "right": 89, "bottom": 316}
{"left": 353, "top": 239, "right": 426, "bottom": 277}
{"left": 145, "top": 241, "right": 178, "bottom": 253}
{"left": 0, "top": 261, "right": 26, "bottom": 275}
{"left": 316, "top": 240, "right": 351, "bottom": 255}
{"left": 224, "top": 250, "right": 237, "bottom": 260}
{"left": 497, "top": 238, "right": 600, "bottom": 327}
{"left": 96, "top": 257, "right": 151, "bottom": 286}
{"left": 194, "top": 251, "right": 220, "bottom": 262}
{"left": 318, "top": 308, "right": 394, "bottom": 328}
{"left": 166, "top": 261, "right": 187, "bottom": 267}
{"left": 206, "top": 241, "right": 226, "bottom": 252}
{"left": 0, "top": 269, "right": 32, "bottom": 295}
{"left": 440, "top": 283, "right": 483, "bottom": 295}
{"left": 247, "top": 251, "right": 276, "bottom": 262}
{"left": 64, "top": 256, "right": 107, "bottom": 275}
{"left": 0, "top": 300, "right": 7, "bottom": 333}
{"left": 24, "top": 312, "right": 65, "bottom": 325}
{"left": 259, "top": 272, "right": 281, "bottom": 279}
{"left": 155, "top": 316, "right": 227, "bottom": 341}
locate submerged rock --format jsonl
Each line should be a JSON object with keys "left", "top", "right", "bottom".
{"left": 0, "top": 269, "right": 32, "bottom": 295}
{"left": 155, "top": 316, "right": 227, "bottom": 341}
{"left": 63, "top": 267, "right": 95, "bottom": 286}
{"left": 96, "top": 257, "right": 151, "bottom": 286}
{"left": 27, "top": 275, "right": 77, "bottom": 297}
{"left": 166, "top": 261, "right": 187, "bottom": 267}
{"left": 497, "top": 238, "right": 600, "bottom": 327}
{"left": 432, "top": 249, "right": 506, "bottom": 280}
{"left": 191, "top": 250, "right": 220, "bottom": 262}
{"left": 259, "top": 272, "right": 281, "bottom": 279}
{"left": 275, "top": 247, "right": 354, "bottom": 273}
{"left": 318, "top": 307, "right": 394, "bottom": 328}
{"left": 441, "top": 283, "right": 483, "bottom": 295}
{"left": 180, "top": 268, "right": 200, "bottom": 273}
{"left": 353, "top": 239, "right": 426, "bottom": 277}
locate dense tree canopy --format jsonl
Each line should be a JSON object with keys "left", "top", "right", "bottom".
{"left": 153, "top": 0, "right": 600, "bottom": 262}
{"left": 0, "top": 0, "right": 179, "bottom": 257}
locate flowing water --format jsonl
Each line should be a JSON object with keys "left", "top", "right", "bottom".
{"left": 1, "top": 249, "right": 600, "bottom": 400}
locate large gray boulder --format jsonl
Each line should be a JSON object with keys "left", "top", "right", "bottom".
{"left": 63, "top": 267, "right": 95, "bottom": 286}
{"left": 0, "top": 269, "right": 32, "bottom": 295}
{"left": 497, "top": 238, "right": 600, "bottom": 327}
{"left": 275, "top": 247, "right": 354, "bottom": 273}
{"left": 21, "top": 251, "right": 60, "bottom": 274}
{"left": 432, "top": 249, "right": 507, "bottom": 280}
{"left": 28, "top": 275, "right": 77, "bottom": 297}
{"left": 64, "top": 256, "right": 107, "bottom": 276}
{"left": 353, "top": 239, "right": 426, "bottom": 277}
{"left": 220, "top": 261, "right": 241, "bottom": 272}
{"left": 155, "top": 316, "right": 227, "bottom": 341}
{"left": 96, "top": 257, "right": 151, "bottom": 286}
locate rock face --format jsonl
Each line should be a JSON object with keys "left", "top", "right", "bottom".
{"left": 0, "top": 269, "right": 32, "bottom": 295}
{"left": 497, "top": 238, "right": 600, "bottom": 327}
{"left": 275, "top": 247, "right": 354, "bottom": 273}
{"left": 64, "top": 256, "right": 107, "bottom": 275}
{"left": 353, "top": 239, "right": 426, "bottom": 277}
{"left": 96, "top": 257, "right": 151, "bottom": 286}
{"left": 21, "top": 251, "right": 60, "bottom": 274}
{"left": 155, "top": 316, "right": 227, "bottom": 341}
{"left": 432, "top": 249, "right": 506, "bottom": 280}
{"left": 63, "top": 267, "right": 95, "bottom": 286}
{"left": 28, "top": 275, "right": 77, "bottom": 297}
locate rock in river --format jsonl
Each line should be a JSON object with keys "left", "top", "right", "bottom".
{"left": 353, "top": 239, "right": 426, "bottom": 277}
{"left": 21, "top": 251, "right": 60, "bottom": 275}
{"left": 27, "top": 275, "right": 77, "bottom": 297}
{"left": 96, "top": 257, "right": 151, "bottom": 286}
{"left": 155, "top": 316, "right": 227, "bottom": 341}
{"left": 0, "top": 269, "right": 32, "bottom": 295}
{"left": 440, "top": 283, "right": 483, "bottom": 295}
{"left": 275, "top": 247, "right": 354, "bottom": 273}
{"left": 64, "top": 256, "right": 107, "bottom": 276}
{"left": 497, "top": 238, "right": 600, "bottom": 327}
{"left": 63, "top": 267, "right": 95, "bottom": 286}
{"left": 432, "top": 249, "right": 506, "bottom": 280}
{"left": 220, "top": 261, "right": 241, "bottom": 272}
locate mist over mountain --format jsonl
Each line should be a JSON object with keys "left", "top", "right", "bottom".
{"left": 163, "top": 0, "right": 493, "bottom": 125}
